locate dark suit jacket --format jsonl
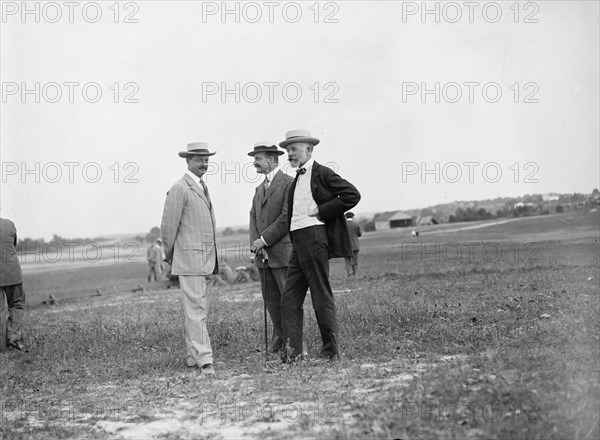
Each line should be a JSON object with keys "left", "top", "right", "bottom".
{"left": 250, "top": 169, "right": 294, "bottom": 269}
{"left": 287, "top": 161, "right": 361, "bottom": 259}
{"left": 0, "top": 218, "right": 23, "bottom": 286}
{"left": 346, "top": 220, "right": 362, "bottom": 251}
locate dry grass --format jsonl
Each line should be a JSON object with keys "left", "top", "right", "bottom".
{"left": 1, "top": 211, "right": 598, "bottom": 439}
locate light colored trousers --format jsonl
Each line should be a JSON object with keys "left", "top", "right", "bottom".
{"left": 179, "top": 276, "right": 213, "bottom": 367}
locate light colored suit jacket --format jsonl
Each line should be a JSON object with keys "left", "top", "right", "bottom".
{"left": 250, "top": 169, "right": 293, "bottom": 269}
{"left": 161, "top": 174, "right": 217, "bottom": 276}
{"left": 0, "top": 218, "right": 23, "bottom": 286}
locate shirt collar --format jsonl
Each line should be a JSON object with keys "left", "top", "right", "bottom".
{"left": 265, "top": 166, "right": 279, "bottom": 183}
{"left": 185, "top": 170, "right": 202, "bottom": 184}
{"left": 298, "top": 157, "right": 314, "bottom": 172}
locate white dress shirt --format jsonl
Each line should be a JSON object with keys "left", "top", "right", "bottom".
{"left": 264, "top": 166, "right": 279, "bottom": 189}
{"left": 185, "top": 170, "right": 203, "bottom": 190}
{"left": 290, "top": 157, "right": 325, "bottom": 232}
{"left": 259, "top": 167, "right": 280, "bottom": 248}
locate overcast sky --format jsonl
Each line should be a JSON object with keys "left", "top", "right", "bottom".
{"left": 1, "top": 1, "right": 598, "bottom": 240}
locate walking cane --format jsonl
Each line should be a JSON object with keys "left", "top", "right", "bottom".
{"left": 258, "top": 249, "right": 269, "bottom": 363}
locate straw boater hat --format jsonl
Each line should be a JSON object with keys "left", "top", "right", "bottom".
{"left": 247, "top": 141, "right": 285, "bottom": 157}
{"left": 178, "top": 142, "right": 216, "bottom": 158}
{"left": 279, "top": 129, "right": 320, "bottom": 149}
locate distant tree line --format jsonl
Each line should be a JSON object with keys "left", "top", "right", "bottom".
{"left": 15, "top": 234, "right": 106, "bottom": 252}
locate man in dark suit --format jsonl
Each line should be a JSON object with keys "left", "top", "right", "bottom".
{"left": 279, "top": 130, "right": 361, "bottom": 363}
{"left": 249, "top": 142, "right": 294, "bottom": 352}
{"left": 0, "top": 218, "right": 26, "bottom": 351}
{"left": 344, "top": 212, "right": 362, "bottom": 277}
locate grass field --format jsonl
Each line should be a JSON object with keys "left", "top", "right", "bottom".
{"left": 1, "top": 211, "right": 598, "bottom": 439}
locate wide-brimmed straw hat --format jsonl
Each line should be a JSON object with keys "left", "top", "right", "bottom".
{"left": 279, "top": 130, "right": 320, "bottom": 149}
{"left": 248, "top": 141, "right": 285, "bottom": 157}
{"left": 178, "top": 142, "right": 216, "bottom": 158}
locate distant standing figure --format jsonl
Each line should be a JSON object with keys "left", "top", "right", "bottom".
{"left": 411, "top": 230, "right": 419, "bottom": 238}
{"left": 147, "top": 238, "right": 163, "bottom": 282}
{"left": 0, "top": 218, "right": 26, "bottom": 351}
{"left": 344, "top": 212, "right": 362, "bottom": 277}
{"left": 161, "top": 142, "right": 218, "bottom": 376}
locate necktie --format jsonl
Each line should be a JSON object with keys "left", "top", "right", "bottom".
{"left": 293, "top": 167, "right": 306, "bottom": 185}
{"left": 264, "top": 177, "right": 270, "bottom": 190}
{"left": 199, "top": 179, "right": 213, "bottom": 211}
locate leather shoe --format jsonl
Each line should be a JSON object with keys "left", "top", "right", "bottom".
{"left": 310, "top": 355, "right": 339, "bottom": 365}
{"left": 201, "top": 363, "right": 215, "bottom": 376}
{"left": 8, "top": 341, "right": 24, "bottom": 351}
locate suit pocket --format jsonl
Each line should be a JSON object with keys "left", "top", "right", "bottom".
{"left": 183, "top": 242, "right": 214, "bottom": 251}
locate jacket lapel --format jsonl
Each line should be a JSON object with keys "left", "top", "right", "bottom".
{"left": 261, "top": 169, "right": 282, "bottom": 206}
{"left": 310, "top": 161, "right": 321, "bottom": 202}
{"left": 183, "top": 174, "right": 211, "bottom": 210}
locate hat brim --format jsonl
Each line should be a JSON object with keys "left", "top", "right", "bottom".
{"left": 178, "top": 151, "right": 217, "bottom": 158}
{"left": 279, "top": 137, "right": 320, "bottom": 149}
{"left": 248, "top": 150, "right": 285, "bottom": 157}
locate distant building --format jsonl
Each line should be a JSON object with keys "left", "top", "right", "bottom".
{"left": 416, "top": 215, "right": 434, "bottom": 226}
{"left": 542, "top": 194, "right": 559, "bottom": 202}
{"left": 416, "top": 215, "right": 439, "bottom": 226}
{"left": 375, "top": 211, "right": 414, "bottom": 230}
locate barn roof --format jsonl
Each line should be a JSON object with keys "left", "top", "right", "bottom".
{"left": 376, "top": 211, "right": 412, "bottom": 222}
{"left": 417, "top": 215, "right": 438, "bottom": 225}
{"left": 389, "top": 211, "right": 413, "bottom": 221}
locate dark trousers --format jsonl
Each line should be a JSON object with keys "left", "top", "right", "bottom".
{"left": 281, "top": 225, "right": 338, "bottom": 359}
{"left": 258, "top": 264, "right": 287, "bottom": 351}
{"left": 1, "top": 283, "right": 25, "bottom": 344}
{"left": 345, "top": 250, "right": 359, "bottom": 276}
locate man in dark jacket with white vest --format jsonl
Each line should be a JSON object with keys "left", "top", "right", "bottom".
{"left": 279, "top": 130, "right": 361, "bottom": 363}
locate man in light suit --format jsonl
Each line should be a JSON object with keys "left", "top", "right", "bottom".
{"left": 0, "top": 217, "right": 25, "bottom": 351}
{"left": 161, "top": 142, "right": 218, "bottom": 376}
{"left": 248, "top": 142, "right": 294, "bottom": 353}
{"left": 279, "top": 130, "right": 361, "bottom": 363}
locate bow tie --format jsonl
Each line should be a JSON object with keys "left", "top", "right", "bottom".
{"left": 296, "top": 168, "right": 306, "bottom": 175}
